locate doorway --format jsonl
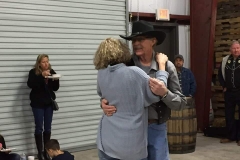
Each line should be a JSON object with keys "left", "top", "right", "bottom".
{"left": 151, "top": 22, "right": 179, "bottom": 62}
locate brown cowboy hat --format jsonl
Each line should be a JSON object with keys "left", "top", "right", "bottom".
{"left": 120, "top": 20, "right": 166, "bottom": 45}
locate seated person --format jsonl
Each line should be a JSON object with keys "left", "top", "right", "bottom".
{"left": 0, "top": 134, "right": 20, "bottom": 160}
{"left": 45, "top": 139, "right": 74, "bottom": 160}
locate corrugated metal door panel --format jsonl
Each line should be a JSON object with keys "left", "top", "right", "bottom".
{"left": 0, "top": 14, "right": 124, "bottom": 24}
{"left": 1, "top": 115, "right": 102, "bottom": 130}
{"left": 0, "top": 90, "right": 97, "bottom": 101}
{"left": 0, "top": 9, "right": 125, "bottom": 20}
{"left": 0, "top": 0, "right": 126, "bottom": 154}
{"left": 0, "top": 0, "right": 125, "bottom": 9}
{"left": 0, "top": 20, "right": 125, "bottom": 30}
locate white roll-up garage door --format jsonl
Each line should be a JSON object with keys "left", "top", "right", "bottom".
{"left": 0, "top": 0, "right": 126, "bottom": 154}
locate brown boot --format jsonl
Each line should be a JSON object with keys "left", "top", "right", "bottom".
{"left": 220, "top": 138, "right": 233, "bottom": 143}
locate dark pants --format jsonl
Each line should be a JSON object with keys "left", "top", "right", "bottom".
{"left": 224, "top": 90, "right": 240, "bottom": 141}
{"left": 0, "top": 153, "right": 21, "bottom": 160}
{"left": 32, "top": 106, "right": 53, "bottom": 134}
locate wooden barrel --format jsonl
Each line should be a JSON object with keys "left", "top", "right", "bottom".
{"left": 167, "top": 97, "right": 197, "bottom": 154}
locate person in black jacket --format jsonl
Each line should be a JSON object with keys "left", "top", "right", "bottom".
{"left": 218, "top": 41, "right": 240, "bottom": 146}
{"left": 0, "top": 134, "right": 21, "bottom": 160}
{"left": 45, "top": 139, "right": 74, "bottom": 160}
{"left": 27, "top": 54, "right": 60, "bottom": 160}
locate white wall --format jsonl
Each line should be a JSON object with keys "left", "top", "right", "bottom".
{"left": 129, "top": 0, "right": 190, "bottom": 15}
{"left": 179, "top": 25, "right": 190, "bottom": 68}
{"left": 128, "top": 0, "right": 191, "bottom": 68}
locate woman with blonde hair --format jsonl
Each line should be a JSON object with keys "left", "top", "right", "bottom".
{"left": 94, "top": 38, "right": 169, "bottom": 160}
{"left": 27, "top": 54, "right": 60, "bottom": 160}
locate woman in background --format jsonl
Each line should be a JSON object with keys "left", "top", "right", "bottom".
{"left": 27, "top": 54, "right": 60, "bottom": 160}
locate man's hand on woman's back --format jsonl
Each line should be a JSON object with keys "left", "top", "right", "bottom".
{"left": 101, "top": 99, "right": 117, "bottom": 116}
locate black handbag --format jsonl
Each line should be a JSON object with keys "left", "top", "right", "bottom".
{"left": 45, "top": 84, "right": 59, "bottom": 111}
{"left": 50, "top": 98, "right": 59, "bottom": 111}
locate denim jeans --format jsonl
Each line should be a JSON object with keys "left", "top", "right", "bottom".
{"left": 98, "top": 150, "right": 147, "bottom": 160}
{"left": 147, "top": 123, "right": 169, "bottom": 160}
{"left": 0, "top": 153, "right": 21, "bottom": 160}
{"left": 32, "top": 106, "right": 53, "bottom": 134}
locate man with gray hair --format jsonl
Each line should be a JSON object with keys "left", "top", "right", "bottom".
{"left": 218, "top": 40, "right": 240, "bottom": 146}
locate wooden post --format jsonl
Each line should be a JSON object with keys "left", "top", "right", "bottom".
{"left": 190, "top": 0, "right": 218, "bottom": 131}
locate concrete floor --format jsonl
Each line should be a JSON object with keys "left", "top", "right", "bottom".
{"left": 72, "top": 134, "right": 239, "bottom": 160}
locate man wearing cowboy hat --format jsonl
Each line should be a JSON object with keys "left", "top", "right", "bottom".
{"left": 101, "top": 20, "right": 187, "bottom": 160}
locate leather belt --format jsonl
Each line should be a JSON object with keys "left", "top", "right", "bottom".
{"left": 148, "top": 119, "right": 158, "bottom": 124}
{"left": 228, "top": 88, "right": 240, "bottom": 92}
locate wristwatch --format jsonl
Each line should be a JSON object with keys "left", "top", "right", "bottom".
{"left": 161, "top": 91, "right": 168, "bottom": 100}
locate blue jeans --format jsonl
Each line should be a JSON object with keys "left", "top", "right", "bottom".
{"left": 32, "top": 106, "right": 53, "bottom": 134}
{"left": 0, "top": 153, "right": 21, "bottom": 160}
{"left": 148, "top": 123, "right": 169, "bottom": 160}
{"left": 98, "top": 150, "right": 147, "bottom": 160}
